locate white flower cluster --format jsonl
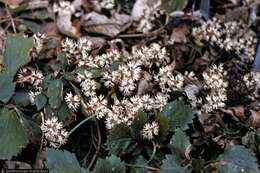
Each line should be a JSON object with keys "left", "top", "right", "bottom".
{"left": 192, "top": 17, "right": 257, "bottom": 62}
{"left": 130, "top": 43, "right": 169, "bottom": 67}
{"left": 53, "top": 1, "right": 75, "bottom": 16}
{"left": 41, "top": 116, "right": 68, "bottom": 148}
{"left": 105, "top": 94, "right": 168, "bottom": 129}
{"left": 141, "top": 121, "right": 159, "bottom": 140}
{"left": 77, "top": 70, "right": 97, "bottom": 97}
{"left": 137, "top": 1, "right": 163, "bottom": 33}
{"left": 202, "top": 64, "right": 228, "bottom": 112}
{"left": 243, "top": 72, "right": 260, "bottom": 99}
{"left": 61, "top": 38, "right": 185, "bottom": 129}
{"left": 61, "top": 37, "right": 93, "bottom": 64}
{"left": 100, "top": 0, "right": 115, "bottom": 10}
{"left": 64, "top": 92, "right": 80, "bottom": 111}
{"left": 33, "top": 33, "right": 46, "bottom": 54}
{"left": 155, "top": 65, "right": 184, "bottom": 93}
{"left": 17, "top": 67, "right": 44, "bottom": 104}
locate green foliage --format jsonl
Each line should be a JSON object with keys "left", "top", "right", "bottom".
{"left": 161, "top": 101, "right": 194, "bottom": 130}
{"left": 0, "top": 108, "right": 28, "bottom": 159}
{"left": 35, "top": 94, "right": 47, "bottom": 110}
{"left": 107, "top": 124, "right": 133, "bottom": 156}
{"left": 161, "top": 154, "right": 190, "bottom": 173}
{"left": 155, "top": 115, "right": 170, "bottom": 143}
{"left": 46, "top": 78, "right": 63, "bottom": 109}
{"left": 46, "top": 148, "right": 89, "bottom": 173}
{"left": 94, "top": 155, "right": 126, "bottom": 173}
{"left": 170, "top": 128, "right": 190, "bottom": 161}
{"left": 216, "top": 145, "right": 260, "bottom": 173}
{"left": 0, "top": 34, "right": 34, "bottom": 102}
{"left": 161, "top": 0, "right": 187, "bottom": 13}
{"left": 131, "top": 111, "right": 149, "bottom": 138}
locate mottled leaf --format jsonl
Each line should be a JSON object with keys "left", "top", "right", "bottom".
{"left": 0, "top": 108, "right": 28, "bottom": 159}
{"left": 94, "top": 155, "right": 126, "bottom": 173}
{"left": 107, "top": 124, "right": 132, "bottom": 156}
{"left": 217, "top": 145, "right": 259, "bottom": 173}
{"left": 47, "top": 78, "right": 63, "bottom": 109}
{"left": 161, "top": 101, "right": 194, "bottom": 130}
{"left": 46, "top": 148, "right": 89, "bottom": 173}
{"left": 170, "top": 128, "right": 190, "bottom": 161}
{"left": 161, "top": 154, "right": 188, "bottom": 173}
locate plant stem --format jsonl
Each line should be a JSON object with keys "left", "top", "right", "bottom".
{"left": 66, "top": 115, "right": 95, "bottom": 139}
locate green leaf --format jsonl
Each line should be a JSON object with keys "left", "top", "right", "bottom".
{"left": 161, "top": 101, "right": 194, "bottom": 130}
{"left": 107, "top": 124, "right": 133, "bottom": 156}
{"left": 170, "top": 128, "right": 190, "bottom": 161}
{"left": 58, "top": 102, "right": 72, "bottom": 121}
{"left": 12, "top": 91, "right": 30, "bottom": 106}
{"left": 0, "top": 34, "right": 34, "bottom": 102}
{"left": 161, "top": 154, "right": 187, "bottom": 173}
{"left": 131, "top": 111, "right": 149, "bottom": 138}
{"left": 0, "top": 108, "right": 28, "bottom": 159}
{"left": 46, "top": 148, "right": 89, "bottom": 173}
{"left": 94, "top": 155, "right": 126, "bottom": 173}
{"left": 128, "top": 155, "right": 146, "bottom": 173}
{"left": 47, "top": 78, "right": 63, "bottom": 109}
{"left": 161, "top": 0, "right": 187, "bottom": 13}
{"left": 35, "top": 94, "right": 47, "bottom": 110}
{"left": 216, "top": 145, "right": 260, "bottom": 173}
{"left": 4, "top": 34, "right": 34, "bottom": 76}
{"left": 156, "top": 115, "right": 170, "bottom": 143}
{"left": 0, "top": 76, "right": 16, "bottom": 103}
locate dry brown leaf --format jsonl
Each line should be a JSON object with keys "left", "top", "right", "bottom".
{"left": 250, "top": 110, "right": 260, "bottom": 128}
{"left": 169, "top": 24, "right": 189, "bottom": 44}
{"left": 81, "top": 12, "right": 132, "bottom": 37}
{"left": 2, "top": 0, "right": 23, "bottom": 7}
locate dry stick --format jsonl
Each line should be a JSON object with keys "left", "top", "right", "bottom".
{"left": 5, "top": 4, "right": 16, "bottom": 33}
{"left": 88, "top": 121, "right": 101, "bottom": 169}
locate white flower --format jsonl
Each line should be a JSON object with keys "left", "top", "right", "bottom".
{"left": 141, "top": 121, "right": 159, "bottom": 140}
{"left": 202, "top": 64, "right": 228, "bottom": 112}
{"left": 33, "top": 33, "right": 46, "bottom": 54}
{"left": 86, "top": 95, "right": 109, "bottom": 119}
{"left": 64, "top": 92, "right": 80, "bottom": 111}
{"left": 41, "top": 116, "right": 68, "bottom": 148}
{"left": 192, "top": 18, "right": 257, "bottom": 62}
{"left": 100, "top": 0, "right": 115, "bottom": 9}
{"left": 28, "top": 91, "right": 41, "bottom": 104}
{"left": 155, "top": 65, "right": 184, "bottom": 93}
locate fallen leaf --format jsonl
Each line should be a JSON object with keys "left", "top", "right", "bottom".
{"left": 250, "top": 110, "right": 260, "bottom": 128}
{"left": 169, "top": 24, "right": 189, "bottom": 44}
{"left": 81, "top": 12, "right": 132, "bottom": 37}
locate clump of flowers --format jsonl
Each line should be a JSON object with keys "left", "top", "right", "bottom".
{"left": 243, "top": 72, "right": 260, "bottom": 100}
{"left": 64, "top": 92, "right": 80, "bottom": 111}
{"left": 17, "top": 67, "right": 44, "bottom": 104}
{"left": 192, "top": 17, "right": 257, "bottom": 62}
{"left": 201, "top": 64, "right": 228, "bottom": 112}
{"left": 41, "top": 116, "right": 68, "bottom": 148}
{"left": 61, "top": 37, "right": 93, "bottom": 64}
{"left": 135, "top": 1, "right": 164, "bottom": 33}
{"left": 33, "top": 33, "right": 46, "bottom": 54}
{"left": 141, "top": 121, "right": 159, "bottom": 140}
{"left": 61, "top": 38, "right": 195, "bottom": 129}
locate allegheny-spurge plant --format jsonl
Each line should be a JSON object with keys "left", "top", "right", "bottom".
{"left": 0, "top": 15, "right": 259, "bottom": 172}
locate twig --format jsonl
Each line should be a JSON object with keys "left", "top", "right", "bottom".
{"left": 5, "top": 4, "right": 16, "bottom": 33}
{"left": 88, "top": 121, "right": 101, "bottom": 169}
